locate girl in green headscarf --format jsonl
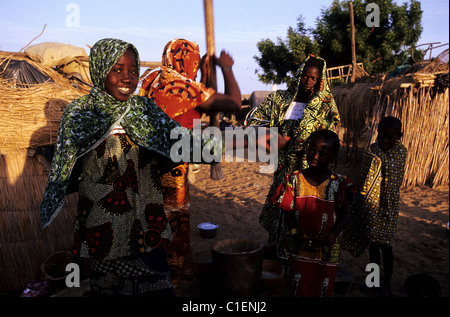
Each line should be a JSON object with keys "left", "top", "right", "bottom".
{"left": 40, "top": 38, "right": 194, "bottom": 296}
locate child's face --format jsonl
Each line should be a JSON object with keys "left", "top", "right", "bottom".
{"left": 105, "top": 49, "right": 139, "bottom": 102}
{"left": 377, "top": 127, "right": 401, "bottom": 151}
{"left": 306, "top": 137, "right": 335, "bottom": 169}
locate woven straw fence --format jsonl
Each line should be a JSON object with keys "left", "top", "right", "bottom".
{"left": 367, "top": 85, "right": 449, "bottom": 188}
{"left": 0, "top": 52, "right": 88, "bottom": 293}
{"left": 333, "top": 74, "right": 449, "bottom": 188}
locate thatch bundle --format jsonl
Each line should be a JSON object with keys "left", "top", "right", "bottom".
{"left": 0, "top": 51, "right": 88, "bottom": 293}
{"left": 332, "top": 81, "right": 379, "bottom": 162}
{"left": 333, "top": 61, "right": 449, "bottom": 188}
{"left": 0, "top": 152, "right": 78, "bottom": 293}
{"left": 0, "top": 51, "right": 90, "bottom": 153}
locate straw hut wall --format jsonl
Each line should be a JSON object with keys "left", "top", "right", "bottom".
{"left": 367, "top": 81, "right": 449, "bottom": 188}
{"left": 332, "top": 81, "right": 379, "bottom": 163}
{"left": 333, "top": 62, "right": 449, "bottom": 188}
{"left": 0, "top": 51, "right": 89, "bottom": 293}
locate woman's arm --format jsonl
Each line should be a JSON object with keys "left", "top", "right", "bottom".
{"left": 244, "top": 92, "right": 274, "bottom": 127}
{"left": 196, "top": 50, "right": 241, "bottom": 114}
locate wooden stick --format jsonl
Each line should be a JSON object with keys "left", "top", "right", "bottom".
{"left": 19, "top": 24, "right": 47, "bottom": 53}
{"left": 203, "top": 0, "right": 223, "bottom": 180}
{"left": 203, "top": 0, "right": 218, "bottom": 99}
{"left": 349, "top": 2, "right": 357, "bottom": 83}
{"left": 204, "top": 0, "right": 215, "bottom": 64}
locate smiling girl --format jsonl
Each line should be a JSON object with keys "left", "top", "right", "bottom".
{"left": 104, "top": 48, "right": 139, "bottom": 101}
{"left": 40, "top": 38, "right": 192, "bottom": 296}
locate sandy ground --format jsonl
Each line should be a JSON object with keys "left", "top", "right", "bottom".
{"left": 30, "top": 142, "right": 449, "bottom": 299}
{"left": 176, "top": 157, "right": 449, "bottom": 297}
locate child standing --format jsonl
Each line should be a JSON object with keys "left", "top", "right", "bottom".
{"left": 341, "top": 116, "right": 407, "bottom": 296}
{"left": 270, "top": 130, "right": 355, "bottom": 297}
{"left": 40, "top": 38, "right": 192, "bottom": 296}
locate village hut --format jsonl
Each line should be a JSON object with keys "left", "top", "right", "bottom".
{"left": 0, "top": 44, "right": 91, "bottom": 294}
{"left": 333, "top": 50, "right": 449, "bottom": 188}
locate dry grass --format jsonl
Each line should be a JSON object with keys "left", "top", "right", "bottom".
{"left": 367, "top": 85, "right": 449, "bottom": 188}
{"left": 332, "top": 81, "right": 379, "bottom": 164}
{"left": 333, "top": 65, "right": 449, "bottom": 188}
{"left": 0, "top": 151, "right": 78, "bottom": 293}
{"left": 0, "top": 52, "right": 89, "bottom": 154}
{"left": 0, "top": 52, "right": 86, "bottom": 293}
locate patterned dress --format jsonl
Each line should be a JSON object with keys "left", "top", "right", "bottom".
{"left": 139, "top": 39, "right": 215, "bottom": 289}
{"left": 245, "top": 55, "right": 340, "bottom": 244}
{"left": 341, "top": 141, "right": 407, "bottom": 257}
{"left": 72, "top": 125, "right": 174, "bottom": 295}
{"left": 271, "top": 171, "right": 355, "bottom": 297}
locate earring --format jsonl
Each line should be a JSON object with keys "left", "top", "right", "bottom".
{"left": 329, "top": 160, "right": 337, "bottom": 171}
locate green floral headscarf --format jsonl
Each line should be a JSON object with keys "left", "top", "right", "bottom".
{"left": 245, "top": 54, "right": 341, "bottom": 244}
{"left": 246, "top": 54, "right": 340, "bottom": 175}
{"left": 40, "top": 38, "right": 183, "bottom": 228}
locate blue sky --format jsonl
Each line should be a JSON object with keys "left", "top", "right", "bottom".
{"left": 1, "top": 0, "right": 448, "bottom": 94}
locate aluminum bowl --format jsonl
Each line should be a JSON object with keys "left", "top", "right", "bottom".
{"left": 197, "top": 222, "right": 218, "bottom": 239}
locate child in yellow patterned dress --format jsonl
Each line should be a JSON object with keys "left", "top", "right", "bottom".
{"left": 341, "top": 116, "right": 407, "bottom": 296}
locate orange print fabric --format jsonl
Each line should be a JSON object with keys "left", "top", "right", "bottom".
{"left": 139, "top": 39, "right": 215, "bottom": 129}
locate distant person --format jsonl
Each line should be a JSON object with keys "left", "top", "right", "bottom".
{"left": 341, "top": 116, "right": 407, "bottom": 297}
{"left": 271, "top": 130, "right": 355, "bottom": 296}
{"left": 139, "top": 38, "right": 241, "bottom": 290}
{"left": 245, "top": 54, "right": 340, "bottom": 249}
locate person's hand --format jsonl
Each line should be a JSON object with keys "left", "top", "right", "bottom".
{"left": 292, "top": 234, "right": 316, "bottom": 251}
{"left": 256, "top": 128, "right": 290, "bottom": 153}
{"left": 306, "top": 234, "right": 336, "bottom": 248}
{"left": 278, "top": 135, "right": 291, "bottom": 150}
{"left": 199, "top": 54, "right": 208, "bottom": 74}
{"left": 296, "top": 235, "right": 312, "bottom": 247}
{"left": 216, "top": 50, "right": 234, "bottom": 70}
{"left": 310, "top": 237, "right": 331, "bottom": 248}
{"left": 200, "top": 51, "right": 235, "bottom": 82}
{"left": 199, "top": 54, "right": 210, "bottom": 84}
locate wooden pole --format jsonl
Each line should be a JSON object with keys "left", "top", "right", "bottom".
{"left": 203, "top": 0, "right": 223, "bottom": 179}
{"left": 204, "top": 0, "right": 217, "bottom": 91}
{"left": 349, "top": 2, "right": 357, "bottom": 83}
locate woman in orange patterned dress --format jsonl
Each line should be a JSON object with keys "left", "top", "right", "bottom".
{"left": 139, "top": 38, "right": 241, "bottom": 290}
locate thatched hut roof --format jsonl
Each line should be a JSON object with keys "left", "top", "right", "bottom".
{"left": 0, "top": 51, "right": 90, "bottom": 154}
